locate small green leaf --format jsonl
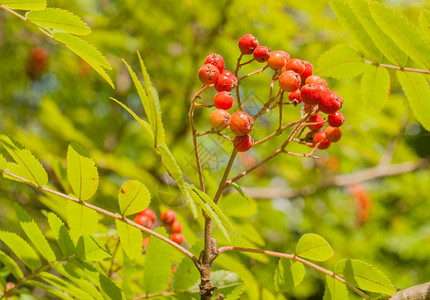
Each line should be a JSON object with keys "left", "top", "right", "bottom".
{"left": 0, "top": 0, "right": 46, "bottom": 10}
{"left": 53, "top": 32, "right": 114, "bottom": 88}
{"left": 211, "top": 270, "right": 245, "bottom": 299}
{"left": 99, "top": 273, "right": 126, "bottom": 300}
{"left": 219, "top": 193, "right": 257, "bottom": 218}
{"left": 171, "top": 240, "right": 203, "bottom": 292}
{"left": 118, "top": 180, "right": 150, "bottom": 216}
{"left": 14, "top": 204, "right": 56, "bottom": 262}
{"left": 295, "top": 233, "right": 334, "bottom": 261}
{"left": 0, "top": 154, "right": 7, "bottom": 169}
{"left": 0, "top": 135, "right": 48, "bottom": 186}
{"left": 39, "top": 271, "right": 94, "bottom": 299}
{"left": 26, "top": 280, "right": 73, "bottom": 300}
{"left": 67, "top": 201, "right": 98, "bottom": 243}
{"left": 26, "top": 8, "right": 90, "bottom": 35}
{"left": 48, "top": 212, "right": 75, "bottom": 257}
{"left": 360, "top": 65, "right": 390, "bottom": 111}
{"left": 397, "top": 71, "right": 430, "bottom": 131}
{"left": 419, "top": 9, "right": 430, "bottom": 40}
{"left": 323, "top": 275, "right": 349, "bottom": 300}
{"left": 0, "top": 250, "right": 24, "bottom": 280}
{"left": 335, "top": 259, "right": 396, "bottom": 295}
{"left": 75, "top": 235, "right": 111, "bottom": 262}
{"left": 143, "top": 229, "right": 173, "bottom": 294}
{"left": 0, "top": 231, "right": 41, "bottom": 271}
{"left": 317, "top": 44, "right": 366, "bottom": 78}
{"left": 274, "top": 259, "right": 305, "bottom": 292}
{"left": 115, "top": 220, "right": 142, "bottom": 260}
{"left": 67, "top": 143, "right": 99, "bottom": 201}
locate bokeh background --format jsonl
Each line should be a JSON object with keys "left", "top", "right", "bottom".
{"left": 1, "top": 0, "right": 430, "bottom": 299}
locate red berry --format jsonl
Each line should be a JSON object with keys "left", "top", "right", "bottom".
{"left": 27, "top": 46, "right": 48, "bottom": 78}
{"left": 198, "top": 64, "right": 220, "bottom": 85}
{"left": 308, "top": 113, "right": 325, "bottom": 131}
{"left": 284, "top": 58, "right": 305, "bottom": 76}
{"left": 171, "top": 233, "right": 185, "bottom": 244}
{"left": 230, "top": 111, "right": 254, "bottom": 136}
{"left": 267, "top": 50, "right": 289, "bottom": 70}
{"left": 233, "top": 134, "right": 254, "bottom": 152}
{"left": 320, "top": 91, "right": 342, "bottom": 114}
{"left": 253, "top": 46, "right": 270, "bottom": 62}
{"left": 214, "top": 91, "right": 234, "bottom": 110}
{"left": 305, "top": 75, "right": 327, "bottom": 86}
{"left": 215, "top": 70, "right": 238, "bottom": 92}
{"left": 301, "top": 60, "right": 313, "bottom": 81}
{"left": 325, "top": 126, "right": 342, "bottom": 142}
{"left": 301, "top": 84, "right": 330, "bottom": 105}
{"left": 279, "top": 70, "right": 301, "bottom": 92}
{"left": 134, "top": 214, "right": 154, "bottom": 229}
{"left": 160, "top": 210, "right": 176, "bottom": 226}
{"left": 328, "top": 111, "right": 344, "bottom": 127}
{"left": 170, "top": 220, "right": 183, "bottom": 233}
{"left": 288, "top": 90, "right": 302, "bottom": 104}
{"left": 204, "top": 53, "right": 225, "bottom": 73}
{"left": 313, "top": 131, "right": 331, "bottom": 149}
{"left": 210, "top": 109, "right": 231, "bottom": 130}
{"left": 139, "top": 208, "right": 157, "bottom": 223}
{"left": 238, "top": 34, "right": 259, "bottom": 54}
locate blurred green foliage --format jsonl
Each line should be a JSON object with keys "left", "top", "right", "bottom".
{"left": 1, "top": 0, "right": 430, "bottom": 299}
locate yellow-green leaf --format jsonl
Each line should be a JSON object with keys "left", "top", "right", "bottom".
{"left": 48, "top": 212, "right": 75, "bottom": 257}
{"left": 115, "top": 220, "right": 142, "bottom": 260}
{"left": 419, "top": 9, "right": 430, "bottom": 40}
{"left": 0, "top": 231, "right": 41, "bottom": 271}
{"left": 323, "top": 275, "right": 349, "bottom": 300}
{"left": 274, "top": 259, "right": 305, "bottom": 292}
{"left": 361, "top": 65, "right": 390, "bottom": 111}
{"left": 317, "top": 44, "right": 366, "bottom": 78}
{"left": 0, "top": 250, "right": 24, "bottom": 280}
{"left": 118, "top": 180, "right": 151, "bottom": 216}
{"left": 27, "top": 8, "right": 90, "bottom": 35}
{"left": 295, "top": 233, "right": 334, "bottom": 262}
{"left": 67, "top": 201, "right": 98, "bottom": 243}
{"left": 0, "top": 0, "right": 46, "bottom": 10}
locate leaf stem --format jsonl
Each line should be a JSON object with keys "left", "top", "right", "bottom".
{"left": 364, "top": 60, "right": 430, "bottom": 75}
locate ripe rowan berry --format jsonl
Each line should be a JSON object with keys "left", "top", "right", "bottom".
{"left": 170, "top": 220, "right": 183, "bottom": 233}
{"left": 308, "top": 113, "right": 325, "bottom": 131}
{"left": 198, "top": 64, "right": 220, "bottom": 85}
{"left": 325, "top": 126, "right": 342, "bottom": 142}
{"left": 204, "top": 53, "right": 225, "bottom": 73}
{"left": 288, "top": 90, "right": 302, "bottom": 104}
{"left": 210, "top": 109, "right": 231, "bottom": 130}
{"left": 214, "top": 91, "right": 234, "bottom": 110}
{"left": 160, "top": 210, "right": 176, "bottom": 226}
{"left": 238, "top": 34, "right": 259, "bottom": 54}
{"left": 171, "top": 233, "right": 185, "bottom": 244}
{"left": 134, "top": 214, "right": 153, "bottom": 229}
{"left": 233, "top": 134, "right": 254, "bottom": 152}
{"left": 284, "top": 58, "right": 305, "bottom": 76}
{"left": 215, "top": 70, "right": 238, "bottom": 92}
{"left": 253, "top": 46, "right": 270, "bottom": 62}
{"left": 305, "top": 75, "right": 327, "bottom": 86}
{"left": 327, "top": 111, "right": 344, "bottom": 127}
{"left": 267, "top": 50, "right": 289, "bottom": 70}
{"left": 301, "top": 84, "right": 330, "bottom": 105}
{"left": 313, "top": 131, "right": 331, "bottom": 149}
{"left": 301, "top": 60, "right": 313, "bottom": 81}
{"left": 139, "top": 208, "right": 157, "bottom": 223}
{"left": 320, "top": 91, "right": 342, "bottom": 114}
{"left": 279, "top": 70, "right": 301, "bottom": 92}
{"left": 230, "top": 111, "right": 254, "bottom": 136}
{"left": 27, "top": 46, "right": 48, "bottom": 79}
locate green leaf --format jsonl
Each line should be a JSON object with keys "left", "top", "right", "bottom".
{"left": 317, "top": 44, "right": 366, "bottom": 78}
{"left": 53, "top": 32, "right": 114, "bottom": 88}
{"left": 14, "top": 204, "right": 56, "bottom": 262}
{"left": 39, "top": 271, "right": 94, "bottom": 299}
{"left": 0, "top": 231, "right": 41, "bottom": 271}
{"left": 99, "top": 273, "right": 126, "bottom": 300}
{"left": 0, "top": 135, "right": 48, "bottom": 186}
{"left": 0, "top": 154, "right": 7, "bottom": 169}
{"left": 211, "top": 270, "right": 245, "bottom": 300}
{"left": 419, "top": 9, "right": 430, "bottom": 40}
{"left": 48, "top": 212, "right": 75, "bottom": 257}
{"left": 171, "top": 240, "right": 203, "bottom": 292}
{"left": 109, "top": 97, "right": 154, "bottom": 140}
{"left": 323, "top": 275, "right": 349, "bottom": 300}
{"left": 75, "top": 235, "right": 111, "bottom": 262}
{"left": 143, "top": 230, "right": 173, "bottom": 294}
{"left": 219, "top": 193, "right": 257, "bottom": 218}
{"left": 115, "top": 220, "right": 142, "bottom": 260}
{"left": 67, "top": 201, "right": 98, "bottom": 243}
{"left": 26, "top": 8, "right": 90, "bottom": 35}
{"left": 0, "top": 250, "right": 24, "bottom": 280}
{"left": 369, "top": 1, "right": 430, "bottom": 70}
{"left": 350, "top": 0, "right": 407, "bottom": 66}
{"left": 26, "top": 280, "right": 73, "bottom": 300}
{"left": 335, "top": 259, "right": 396, "bottom": 295}
{"left": 295, "top": 233, "right": 334, "bottom": 261}
{"left": 118, "top": 180, "right": 150, "bottom": 216}
{"left": 0, "top": 0, "right": 46, "bottom": 10}
{"left": 397, "top": 71, "right": 430, "bottom": 131}
{"left": 329, "top": 0, "right": 381, "bottom": 61}
{"left": 187, "top": 183, "right": 232, "bottom": 242}
{"left": 67, "top": 143, "right": 99, "bottom": 201}
{"left": 360, "top": 65, "right": 390, "bottom": 111}
{"left": 274, "top": 259, "right": 305, "bottom": 292}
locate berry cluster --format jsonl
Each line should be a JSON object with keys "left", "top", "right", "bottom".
{"left": 196, "top": 33, "right": 345, "bottom": 155}
{"left": 134, "top": 208, "right": 185, "bottom": 245}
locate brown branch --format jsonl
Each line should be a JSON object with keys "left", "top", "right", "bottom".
{"left": 364, "top": 60, "right": 430, "bottom": 75}
{"left": 389, "top": 282, "right": 430, "bottom": 300}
